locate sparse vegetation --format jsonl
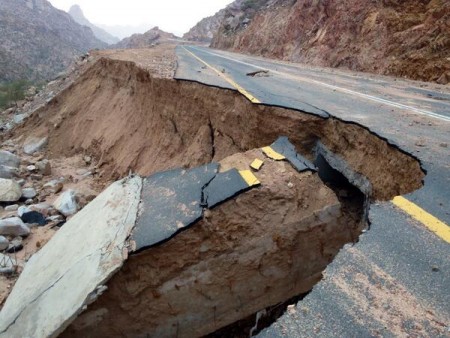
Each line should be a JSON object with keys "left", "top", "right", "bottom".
{"left": 0, "top": 80, "right": 30, "bottom": 109}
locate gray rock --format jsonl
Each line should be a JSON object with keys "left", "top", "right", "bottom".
{"left": 46, "top": 215, "right": 64, "bottom": 223}
{"left": 0, "top": 236, "right": 9, "bottom": 251}
{"left": 25, "top": 199, "right": 34, "bottom": 205}
{"left": 30, "top": 174, "right": 43, "bottom": 180}
{"left": 7, "top": 237, "right": 23, "bottom": 253}
{"left": 29, "top": 203, "right": 52, "bottom": 215}
{"left": 21, "top": 188, "right": 37, "bottom": 199}
{"left": 0, "top": 151, "right": 20, "bottom": 168}
{"left": 0, "top": 165, "right": 19, "bottom": 179}
{"left": 23, "top": 136, "right": 48, "bottom": 155}
{"left": 0, "top": 179, "right": 22, "bottom": 202}
{"left": 53, "top": 190, "right": 78, "bottom": 216}
{"left": 18, "top": 206, "right": 31, "bottom": 217}
{"left": 0, "top": 217, "right": 30, "bottom": 237}
{"left": 43, "top": 180, "right": 63, "bottom": 194}
{"left": 4, "top": 205, "right": 19, "bottom": 212}
{"left": 0, "top": 176, "right": 142, "bottom": 335}
{"left": 13, "top": 114, "right": 28, "bottom": 125}
{"left": 35, "top": 159, "right": 51, "bottom": 175}
{"left": 76, "top": 169, "right": 89, "bottom": 175}
{"left": 15, "top": 179, "right": 26, "bottom": 186}
{"left": 26, "top": 165, "right": 37, "bottom": 172}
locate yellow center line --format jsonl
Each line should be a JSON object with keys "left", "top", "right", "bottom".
{"left": 239, "top": 170, "right": 261, "bottom": 186}
{"left": 183, "top": 47, "right": 449, "bottom": 244}
{"left": 392, "top": 196, "right": 450, "bottom": 244}
{"left": 182, "top": 46, "right": 261, "bottom": 104}
{"left": 262, "top": 146, "right": 286, "bottom": 160}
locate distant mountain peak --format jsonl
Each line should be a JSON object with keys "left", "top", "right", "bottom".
{"left": 68, "top": 4, "right": 119, "bottom": 45}
{"left": 68, "top": 4, "right": 83, "bottom": 16}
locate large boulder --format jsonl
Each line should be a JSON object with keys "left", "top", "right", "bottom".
{"left": 0, "top": 218, "right": 30, "bottom": 237}
{"left": 0, "top": 176, "right": 142, "bottom": 337}
{"left": 0, "top": 179, "right": 22, "bottom": 202}
{"left": 0, "top": 166, "right": 19, "bottom": 179}
{"left": 0, "top": 151, "right": 20, "bottom": 168}
{"left": 23, "top": 136, "right": 48, "bottom": 155}
{"left": 21, "top": 187, "right": 37, "bottom": 199}
{"left": 0, "top": 151, "right": 21, "bottom": 179}
{"left": 0, "top": 236, "right": 9, "bottom": 251}
{"left": 53, "top": 190, "right": 79, "bottom": 216}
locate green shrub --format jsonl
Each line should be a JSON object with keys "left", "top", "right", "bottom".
{"left": 0, "top": 80, "right": 30, "bottom": 110}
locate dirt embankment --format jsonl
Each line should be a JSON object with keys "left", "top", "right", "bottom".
{"left": 15, "top": 57, "right": 424, "bottom": 201}
{"left": 2, "top": 55, "right": 428, "bottom": 337}
{"left": 211, "top": 0, "right": 450, "bottom": 84}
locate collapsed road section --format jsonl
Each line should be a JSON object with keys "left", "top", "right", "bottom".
{"left": 0, "top": 57, "right": 426, "bottom": 337}
{"left": 0, "top": 139, "right": 361, "bottom": 337}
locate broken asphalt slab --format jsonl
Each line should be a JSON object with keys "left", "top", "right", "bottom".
{"left": 130, "top": 164, "right": 218, "bottom": 252}
{"left": 263, "top": 136, "right": 317, "bottom": 172}
{"left": 0, "top": 175, "right": 142, "bottom": 338}
{"left": 131, "top": 164, "right": 260, "bottom": 251}
{"left": 0, "top": 138, "right": 372, "bottom": 337}
{"left": 0, "top": 161, "right": 261, "bottom": 337}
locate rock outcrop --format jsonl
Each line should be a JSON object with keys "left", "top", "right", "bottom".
{"left": 112, "top": 27, "right": 176, "bottom": 49}
{"left": 68, "top": 5, "right": 119, "bottom": 45}
{"left": 183, "top": 8, "right": 227, "bottom": 42}
{"left": 0, "top": 0, "right": 106, "bottom": 82}
{"left": 210, "top": 0, "right": 450, "bottom": 84}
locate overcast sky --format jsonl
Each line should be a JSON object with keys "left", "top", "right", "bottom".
{"left": 49, "top": 0, "right": 233, "bottom": 36}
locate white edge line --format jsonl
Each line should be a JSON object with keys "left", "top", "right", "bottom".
{"left": 188, "top": 46, "right": 450, "bottom": 123}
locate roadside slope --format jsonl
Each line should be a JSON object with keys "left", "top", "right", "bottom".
{"left": 210, "top": 0, "right": 450, "bottom": 84}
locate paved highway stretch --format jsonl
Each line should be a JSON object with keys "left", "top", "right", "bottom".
{"left": 175, "top": 46, "right": 450, "bottom": 337}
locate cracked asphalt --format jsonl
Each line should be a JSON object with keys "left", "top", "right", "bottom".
{"left": 175, "top": 45, "right": 450, "bottom": 337}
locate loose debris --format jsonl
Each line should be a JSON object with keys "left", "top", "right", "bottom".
{"left": 246, "top": 70, "right": 269, "bottom": 77}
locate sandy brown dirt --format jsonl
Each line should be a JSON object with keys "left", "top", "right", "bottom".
{"left": 93, "top": 45, "right": 176, "bottom": 79}
{"left": 0, "top": 46, "right": 179, "bottom": 307}
{"left": 13, "top": 57, "right": 424, "bottom": 201}
{"left": 0, "top": 47, "right": 428, "bottom": 336}
{"left": 333, "top": 247, "right": 448, "bottom": 336}
{"left": 62, "top": 148, "right": 360, "bottom": 337}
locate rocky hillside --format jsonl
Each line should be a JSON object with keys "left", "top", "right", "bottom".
{"left": 112, "top": 27, "right": 176, "bottom": 49}
{"left": 183, "top": 8, "right": 227, "bottom": 42}
{"left": 68, "top": 4, "right": 119, "bottom": 45}
{"left": 211, "top": 0, "right": 450, "bottom": 84}
{"left": 0, "top": 0, "right": 106, "bottom": 83}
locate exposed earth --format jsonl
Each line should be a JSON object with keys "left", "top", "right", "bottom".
{"left": 209, "top": 0, "right": 450, "bottom": 84}
{"left": 0, "top": 43, "right": 447, "bottom": 337}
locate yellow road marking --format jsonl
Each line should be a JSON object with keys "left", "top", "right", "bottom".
{"left": 262, "top": 146, "right": 286, "bottom": 160}
{"left": 250, "top": 158, "right": 264, "bottom": 171}
{"left": 182, "top": 47, "right": 261, "bottom": 104}
{"left": 392, "top": 196, "right": 450, "bottom": 244}
{"left": 239, "top": 170, "right": 261, "bottom": 186}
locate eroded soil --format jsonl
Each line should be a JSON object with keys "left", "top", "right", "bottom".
{"left": 0, "top": 46, "right": 427, "bottom": 336}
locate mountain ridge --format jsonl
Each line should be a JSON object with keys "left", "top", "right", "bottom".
{"left": 191, "top": 0, "right": 449, "bottom": 84}
{"left": 68, "top": 4, "right": 119, "bottom": 45}
{"left": 0, "top": 0, "right": 106, "bottom": 83}
{"left": 112, "top": 27, "right": 177, "bottom": 49}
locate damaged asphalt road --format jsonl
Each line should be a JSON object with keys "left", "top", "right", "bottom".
{"left": 175, "top": 46, "right": 450, "bottom": 337}
{"left": 0, "top": 138, "right": 355, "bottom": 337}
{"left": 131, "top": 163, "right": 260, "bottom": 252}
{"left": 0, "top": 47, "right": 446, "bottom": 337}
